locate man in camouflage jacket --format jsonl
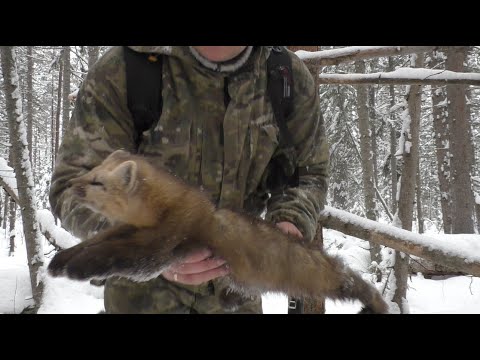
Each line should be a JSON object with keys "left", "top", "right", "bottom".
{"left": 50, "top": 46, "right": 329, "bottom": 314}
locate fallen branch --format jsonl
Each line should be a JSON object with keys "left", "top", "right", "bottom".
{"left": 319, "top": 206, "right": 480, "bottom": 277}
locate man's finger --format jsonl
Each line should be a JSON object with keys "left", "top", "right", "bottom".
{"left": 163, "top": 264, "right": 230, "bottom": 285}
{"left": 180, "top": 248, "right": 213, "bottom": 264}
{"left": 171, "top": 257, "right": 227, "bottom": 275}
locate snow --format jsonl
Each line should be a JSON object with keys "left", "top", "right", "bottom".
{"left": 36, "top": 209, "right": 81, "bottom": 249}
{"left": 0, "top": 156, "right": 18, "bottom": 197}
{"left": 1, "top": 219, "right": 479, "bottom": 314}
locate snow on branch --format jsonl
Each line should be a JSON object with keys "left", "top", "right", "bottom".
{"left": 0, "top": 156, "right": 19, "bottom": 203}
{"left": 37, "top": 209, "right": 80, "bottom": 250}
{"left": 295, "top": 46, "right": 440, "bottom": 67}
{"left": 319, "top": 206, "right": 480, "bottom": 277}
{"left": 318, "top": 68, "right": 480, "bottom": 85}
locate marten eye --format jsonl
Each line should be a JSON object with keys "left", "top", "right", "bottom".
{"left": 90, "top": 179, "right": 104, "bottom": 187}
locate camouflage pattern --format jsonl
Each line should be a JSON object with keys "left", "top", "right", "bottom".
{"left": 49, "top": 46, "right": 329, "bottom": 314}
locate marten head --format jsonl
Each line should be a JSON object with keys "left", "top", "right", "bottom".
{"left": 68, "top": 150, "right": 140, "bottom": 224}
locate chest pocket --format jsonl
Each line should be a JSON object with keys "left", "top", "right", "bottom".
{"left": 138, "top": 112, "right": 192, "bottom": 177}
{"left": 245, "top": 121, "right": 280, "bottom": 197}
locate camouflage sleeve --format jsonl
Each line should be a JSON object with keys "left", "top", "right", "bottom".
{"left": 265, "top": 53, "right": 329, "bottom": 243}
{"left": 49, "top": 46, "right": 137, "bottom": 240}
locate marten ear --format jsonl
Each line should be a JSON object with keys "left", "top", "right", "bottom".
{"left": 108, "top": 149, "right": 130, "bottom": 160}
{"left": 111, "top": 160, "right": 137, "bottom": 192}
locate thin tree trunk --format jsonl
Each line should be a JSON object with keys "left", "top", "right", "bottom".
{"left": 429, "top": 51, "right": 452, "bottom": 234}
{"left": 416, "top": 161, "right": 424, "bottom": 233}
{"left": 26, "top": 46, "right": 34, "bottom": 164}
{"left": 1, "top": 46, "right": 44, "bottom": 311}
{"left": 62, "top": 46, "right": 70, "bottom": 140}
{"left": 3, "top": 192, "right": 8, "bottom": 231}
{"left": 446, "top": 47, "right": 475, "bottom": 234}
{"left": 368, "top": 86, "right": 379, "bottom": 187}
{"left": 355, "top": 60, "right": 382, "bottom": 281}
{"left": 8, "top": 196, "right": 15, "bottom": 256}
{"left": 476, "top": 202, "right": 480, "bottom": 234}
{"left": 54, "top": 55, "right": 63, "bottom": 162}
{"left": 51, "top": 70, "right": 55, "bottom": 172}
{"left": 393, "top": 54, "right": 424, "bottom": 313}
{"left": 388, "top": 57, "right": 398, "bottom": 216}
{"left": 0, "top": 189, "right": 2, "bottom": 229}
{"left": 368, "top": 71, "right": 382, "bottom": 279}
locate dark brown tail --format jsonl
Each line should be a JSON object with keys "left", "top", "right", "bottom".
{"left": 212, "top": 209, "right": 389, "bottom": 314}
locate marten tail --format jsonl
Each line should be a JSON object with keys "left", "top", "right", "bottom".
{"left": 212, "top": 209, "right": 389, "bottom": 314}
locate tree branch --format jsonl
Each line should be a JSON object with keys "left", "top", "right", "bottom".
{"left": 296, "top": 46, "right": 441, "bottom": 67}
{"left": 37, "top": 209, "right": 80, "bottom": 250}
{"left": 318, "top": 68, "right": 480, "bottom": 85}
{"left": 0, "top": 174, "right": 19, "bottom": 203}
{"left": 319, "top": 206, "right": 480, "bottom": 277}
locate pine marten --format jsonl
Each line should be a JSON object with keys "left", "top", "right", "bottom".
{"left": 48, "top": 150, "right": 389, "bottom": 314}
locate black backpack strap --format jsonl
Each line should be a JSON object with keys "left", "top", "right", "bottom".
{"left": 267, "top": 46, "right": 295, "bottom": 149}
{"left": 123, "top": 46, "right": 163, "bottom": 149}
{"left": 267, "top": 47, "right": 302, "bottom": 315}
{"left": 266, "top": 46, "right": 299, "bottom": 189}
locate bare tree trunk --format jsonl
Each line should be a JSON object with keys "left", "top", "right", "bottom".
{"left": 87, "top": 46, "right": 100, "bottom": 69}
{"left": 356, "top": 61, "right": 376, "bottom": 221}
{"left": 62, "top": 46, "right": 70, "bottom": 140}
{"left": 388, "top": 57, "right": 398, "bottom": 215}
{"left": 393, "top": 54, "right": 424, "bottom": 313}
{"left": 465, "top": 85, "right": 478, "bottom": 233}
{"left": 0, "top": 190, "right": 2, "bottom": 229}
{"left": 8, "top": 195, "right": 15, "bottom": 256}
{"left": 368, "top": 86, "right": 379, "bottom": 187}
{"left": 446, "top": 47, "right": 475, "bottom": 234}
{"left": 368, "top": 71, "right": 383, "bottom": 279}
{"left": 3, "top": 192, "right": 8, "bottom": 231}
{"left": 429, "top": 51, "right": 452, "bottom": 234}
{"left": 33, "top": 131, "right": 38, "bottom": 171}
{"left": 54, "top": 55, "right": 63, "bottom": 163}
{"left": 26, "top": 46, "right": 34, "bottom": 164}
{"left": 1, "top": 46, "right": 44, "bottom": 311}
{"left": 416, "top": 161, "right": 424, "bottom": 233}
{"left": 355, "top": 60, "right": 382, "bottom": 281}
{"left": 476, "top": 202, "right": 480, "bottom": 234}
{"left": 51, "top": 71, "right": 55, "bottom": 172}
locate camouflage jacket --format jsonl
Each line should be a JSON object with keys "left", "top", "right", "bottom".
{"left": 49, "top": 46, "right": 329, "bottom": 305}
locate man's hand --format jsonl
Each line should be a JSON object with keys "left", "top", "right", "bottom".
{"left": 163, "top": 222, "right": 302, "bottom": 286}
{"left": 162, "top": 248, "right": 230, "bottom": 285}
{"left": 276, "top": 221, "right": 303, "bottom": 239}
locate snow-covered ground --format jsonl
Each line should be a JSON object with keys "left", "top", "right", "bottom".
{"left": 1, "top": 222, "right": 479, "bottom": 314}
